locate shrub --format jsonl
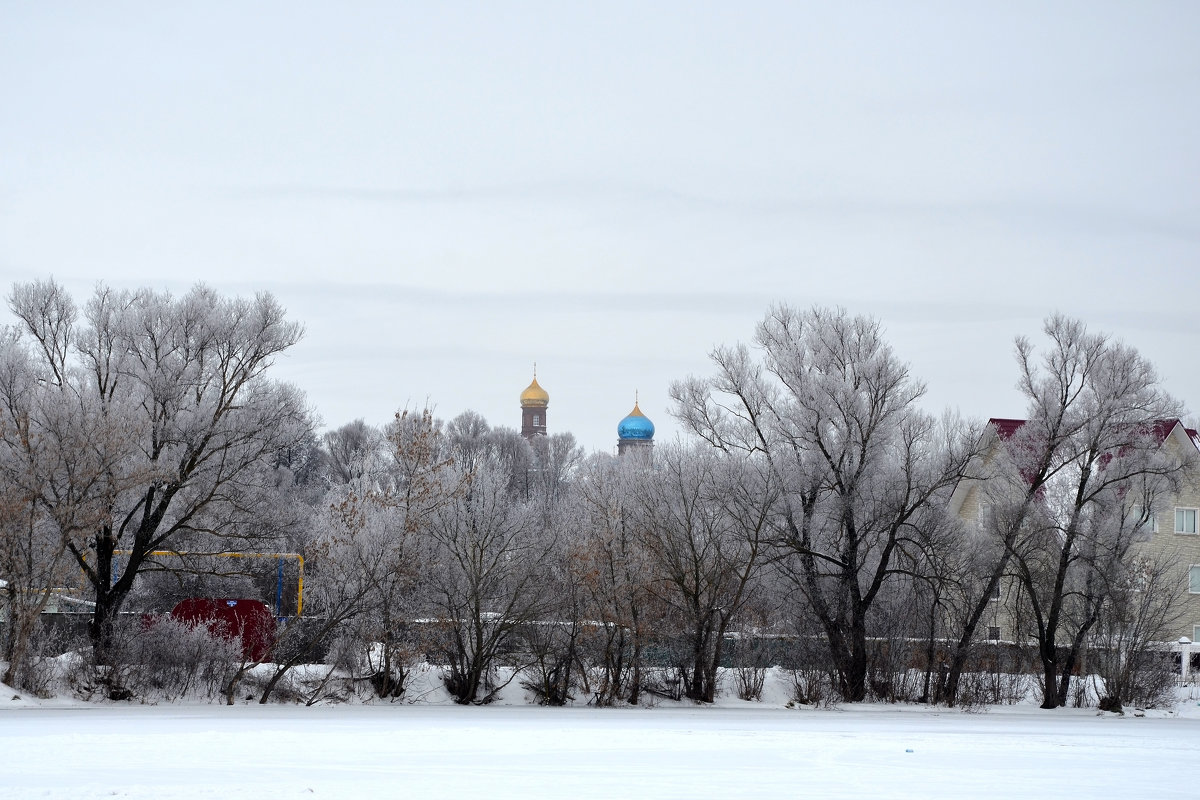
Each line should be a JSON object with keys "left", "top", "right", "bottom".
{"left": 92, "top": 617, "right": 240, "bottom": 702}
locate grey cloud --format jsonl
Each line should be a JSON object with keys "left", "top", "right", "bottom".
{"left": 216, "top": 180, "right": 1200, "bottom": 244}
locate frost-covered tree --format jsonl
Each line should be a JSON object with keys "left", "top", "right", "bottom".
{"left": 637, "top": 444, "right": 777, "bottom": 702}
{"left": 0, "top": 294, "right": 140, "bottom": 681}
{"left": 673, "top": 305, "right": 975, "bottom": 702}
{"left": 320, "top": 418, "right": 386, "bottom": 487}
{"left": 962, "top": 315, "right": 1189, "bottom": 709}
{"left": 566, "top": 453, "right": 656, "bottom": 705}
{"left": 4, "top": 280, "right": 312, "bottom": 658}
{"left": 337, "top": 408, "right": 456, "bottom": 698}
{"left": 526, "top": 432, "right": 584, "bottom": 505}
{"left": 0, "top": 326, "right": 83, "bottom": 686}
{"left": 422, "top": 415, "right": 555, "bottom": 703}
{"left": 520, "top": 496, "right": 586, "bottom": 706}
{"left": 1089, "top": 553, "right": 1184, "bottom": 711}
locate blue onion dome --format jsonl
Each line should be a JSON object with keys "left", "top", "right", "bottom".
{"left": 618, "top": 401, "right": 655, "bottom": 440}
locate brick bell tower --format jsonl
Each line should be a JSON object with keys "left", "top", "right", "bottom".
{"left": 520, "top": 366, "right": 549, "bottom": 439}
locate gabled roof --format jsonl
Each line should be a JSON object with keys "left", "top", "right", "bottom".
{"left": 988, "top": 417, "right": 1193, "bottom": 449}
{"left": 1150, "top": 419, "right": 1181, "bottom": 444}
{"left": 951, "top": 416, "right": 1198, "bottom": 516}
{"left": 988, "top": 418, "right": 1027, "bottom": 441}
{"left": 947, "top": 419, "right": 1029, "bottom": 515}
{"left": 1139, "top": 419, "right": 1197, "bottom": 451}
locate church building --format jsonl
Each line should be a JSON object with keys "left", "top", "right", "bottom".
{"left": 518, "top": 370, "right": 655, "bottom": 457}
{"left": 519, "top": 370, "right": 549, "bottom": 438}
{"left": 616, "top": 396, "right": 655, "bottom": 458}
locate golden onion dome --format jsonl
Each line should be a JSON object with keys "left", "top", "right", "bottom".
{"left": 520, "top": 375, "right": 549, "bottom": 408}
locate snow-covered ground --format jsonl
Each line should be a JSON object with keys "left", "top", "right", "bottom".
{"left": 4, "top": 677, "right": 1200, "bottom": 800}
{"left": 3, "top": 702, "right": 1200, "bottom": 799}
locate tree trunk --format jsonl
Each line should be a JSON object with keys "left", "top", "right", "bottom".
{"left": 845, "top": 620, "right": 869, "bottom": 702}
{"left": 704, "top": 616, "right": 731, "bottom": 705}
{"left": 818, "top": 614, "right": 869, "bottom": 702}
{"left": 628, "top": 636, "right": 642, "bottom": 705}
{"left": 3, "top": 606, "right": 36, "bottom": 687}
{"left": 1039, "top": 641, "right": 1060, "bottom": 709}
{"left": 686, "top": 618, "right": 714, "bottom": 703}
{"left": 702, "top": 634, "right": 723, "bottom": 704}
{"left": 89, "top": 585, "right": 129, "bottom": 665}
{"left": 84, "top": 526, "right": 138, "bottom": 664}
{"left": 944, "top": 567, "right": 1008, "bottom": 706}
{"left": 920, "top": 597, "right": 938, "bottom": 704}
{"left": 1055, "top": 619, "right": 1095, "bottom": 708}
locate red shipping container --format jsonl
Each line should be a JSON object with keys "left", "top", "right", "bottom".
{"left": 170, "top": 598, "right": 276, "bottom": 662}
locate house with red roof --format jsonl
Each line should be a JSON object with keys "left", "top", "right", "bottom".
{"left": 949, "top": 417, "right": 1200, "bottom": 646}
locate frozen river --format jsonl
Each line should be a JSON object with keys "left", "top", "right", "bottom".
{"left": 2, "top": 703, "right": 1196, "bottom": 799}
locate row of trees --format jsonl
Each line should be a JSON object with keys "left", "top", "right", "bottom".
{"left": 1, "top": 281, "right": 1192, "bottom": 710}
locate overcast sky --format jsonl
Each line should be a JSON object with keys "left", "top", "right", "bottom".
{"left": 3, "top": 2, "right": 1198, "bottom": 452}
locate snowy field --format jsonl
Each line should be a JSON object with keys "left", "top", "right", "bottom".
{"left": 3, "top": 700, "right": 1199, "bottom": 799}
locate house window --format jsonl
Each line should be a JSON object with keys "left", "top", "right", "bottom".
{"left": 1190, "top": 566, "right": 1200, "bottom": 594}
{"left": 987, "top": 626, "right": 1001, "bottom": 641}
{"left": 990, "top": 583, "right": 1002, "bottom": 601}
{"left": 1176, "top": 508, "right": 1198, "bottom": 534}
{"left": 1193, "top": 624, "right": 1200, "bottom": 644}
{"left": 533, "top": 415, "right": 540, "bottom": 426}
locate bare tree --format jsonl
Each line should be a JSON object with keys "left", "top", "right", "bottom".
{"left": 421, "top": 418, "right": 554, "bottom": 704}
{"left": 521, "top": 501, "right": 586, "bottom": 706}
{"left": 252, "top": 512, "right": 376, "bottom": 705}
{"left": 320, "top": 419, "right": 385, "bottom": 486}
{"left": 338, "top": 407, "right": 458, "bottom": 698}
{"left": 672, "top": 305, "right": 976, "bottom": 701}
{"left": 946, "top": 315, "right": 1188, "bottom": 708}
{"left": 1090, "top": 553, "right": 1185, "bottom": 711}
{"left": 879, "top": 493, "right": 966, "bottom": 704}
{"left": 0, "top": 321, "right": 126, "bottom": 687}
{"left": 527, "top": 432, "right": 584, "bottom": 505}
{"left": 637, "top": 444, "right": 777, "bottom": 702}
{"left": 5, "top": 280, "right": 312, "bottom": 660}
{"left": 567, "top": 454, "right": 656, "bottom": 705}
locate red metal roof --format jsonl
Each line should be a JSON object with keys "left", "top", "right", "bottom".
{"left": 988, "top": 418, "right": 1027, "bottom": 440}
{"left": 987, "top": 417, "right": 1200, "bottom": 468}
{"left": 990, "top": 417, "right": 1187, "bottom": 445}
{"left": 1150, "top": 419, "right": 1180, "bottom": 444}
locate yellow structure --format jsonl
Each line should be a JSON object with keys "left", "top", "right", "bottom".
{"left": 113, "top": 550, "right": 305, "bottom": 615}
